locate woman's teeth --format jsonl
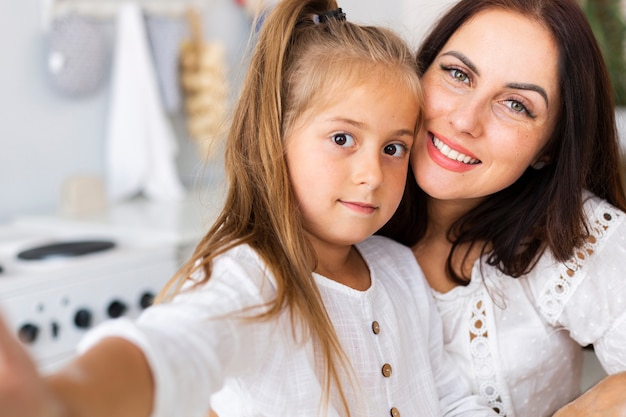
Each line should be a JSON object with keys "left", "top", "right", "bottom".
{"left": 432, "top": 137, "right": 480, "bottom": 164}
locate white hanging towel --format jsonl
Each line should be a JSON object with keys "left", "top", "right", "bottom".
{"left": 105, "top": 2, "right": 185, "bottom": 202}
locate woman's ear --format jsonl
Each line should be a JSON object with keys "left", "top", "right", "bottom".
{"left": 531, "top": 155, "right": 550, "bottom": 170}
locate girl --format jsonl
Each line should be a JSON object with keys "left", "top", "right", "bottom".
{"left": 0, "top": 1, "right": 497, "bottom": 416}
{"left": 380, "top": 0, "right": 626, "bottom": 415}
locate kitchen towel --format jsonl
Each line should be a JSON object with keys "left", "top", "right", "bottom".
{"left": 145, "top": 12, "right": 187, "bottom": 113}
{"left": 105, "top": 2, "right": 185, "bottom": 203}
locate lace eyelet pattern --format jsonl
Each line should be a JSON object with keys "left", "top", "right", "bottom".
{"left": 539, "top": 208, "right": 619, "bottom": 324}
{"left": 469, "top": 291, "right": 506, "bottom": 416}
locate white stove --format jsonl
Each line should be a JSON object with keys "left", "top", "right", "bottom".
{"left": 0, "top": 189, "right": 222, "bottom": 372}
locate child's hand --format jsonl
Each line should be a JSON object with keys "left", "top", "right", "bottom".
{"left": 552, "top": 372, "right": 626, "bottom": 417}
{"left": 0, "top": 312, "right": 63, "bottom": 417}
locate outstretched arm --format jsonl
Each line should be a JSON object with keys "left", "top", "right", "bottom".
{"left": 552, "top": 372, "right": 626, "bottom": 417}
{"left": 0, "top": 315, "right": 154, "bottom": 417}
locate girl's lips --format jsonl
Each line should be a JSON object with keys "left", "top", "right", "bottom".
{"left": 340, "top": 201, "right": 377, "bottom": 215}
{"left": 426, "top": 132, "right": 482, "bottom": 173}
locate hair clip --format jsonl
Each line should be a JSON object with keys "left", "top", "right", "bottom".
{"left": 314, "top": 8, "right": 347, "bottom": 24}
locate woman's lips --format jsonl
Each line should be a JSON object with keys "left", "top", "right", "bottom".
{"left": 426, "top": 132, "right": 482, "bottom": 172}
{"left": 431, "top": 135, "right": 480, "bottom": 164}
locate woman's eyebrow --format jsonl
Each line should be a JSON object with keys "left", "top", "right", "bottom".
{"left": 506, "top": 83, "right": 549, "bottom": 106}
{"left": 441, "top": 51, "right": 479, "bottom": 75}
{"left": 440, "top": 50, "right": 549, "bottom": 106}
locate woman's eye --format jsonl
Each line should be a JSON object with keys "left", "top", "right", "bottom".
{"left": 449, "top": 68, "right": 469, "bottom": 83}
{"left": 504, "top": 99, "right": 532, "bottom": 116}
{"left": 332, "top": 133, "right": 355, "bottom": 147}
{"left": 383, "top": 143, "right": 407, "bottom": 157}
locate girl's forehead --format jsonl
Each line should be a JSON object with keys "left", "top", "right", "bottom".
{"left": 291, "top": 68, "right": 415, "bottom": 120}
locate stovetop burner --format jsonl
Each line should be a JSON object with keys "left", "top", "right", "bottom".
{"left": 17, "top": 240, "right": 116, "bottom": 261}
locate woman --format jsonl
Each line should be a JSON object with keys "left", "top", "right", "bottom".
{"left": 380, "top": 0, "right": 626, "bottom": 415}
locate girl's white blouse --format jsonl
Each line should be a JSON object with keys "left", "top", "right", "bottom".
{"left": 78, "top": 235, "right": 496, "bottom": 417}
{"left": 434, "top": 192, "right": 626, "bottom": 417}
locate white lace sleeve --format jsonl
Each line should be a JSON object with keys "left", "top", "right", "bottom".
{"left": 535, "top": 196, "right": 626, "bottom": 373}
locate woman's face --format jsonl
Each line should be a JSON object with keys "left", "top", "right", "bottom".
{"left": 412, "top": 9, "right": 560, "bottom": 203}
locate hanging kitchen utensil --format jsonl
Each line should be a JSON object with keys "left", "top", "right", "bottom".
{"left": 46, "top": 13, "right": 109, "bottom": 97}
{"left": 179, "top": 8, "right": 229, "bottom": 160}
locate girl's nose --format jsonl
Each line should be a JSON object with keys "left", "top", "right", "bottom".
{"left": 354, "top": 151, "right": 383, "bottom": 190}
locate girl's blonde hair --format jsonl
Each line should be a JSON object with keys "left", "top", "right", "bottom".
{"left": 160, "top": 0, "right": 421, "bottom": 413}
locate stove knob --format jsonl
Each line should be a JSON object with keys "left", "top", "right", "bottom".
{"left": 74, "top": 308, "right": 93, "bottom": 329}
{"left": 139, "top": 292, "right": 155, "bottom": 309}
{"left": 18, "top": 323, "right": 39, "bottom": 344}
{"left": 51, "top": 321, "right": 60, "bottom": 338}
{"left": 107, "top": 300, "right": 127, "bottom": 318}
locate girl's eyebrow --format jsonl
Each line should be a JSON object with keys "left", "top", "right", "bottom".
{"left": 329, "top": 117, "right": 365, "bottom": 128}
{"left": 330, "top": 118, "right": 415, "bottom": 137}
{"left": 440, "top": 50, "right": 549, "bottom": 106}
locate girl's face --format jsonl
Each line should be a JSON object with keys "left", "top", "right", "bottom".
{"left": 412, "top": 9, "right": 560, "bottom": 204}
{"left": 285, "top": 76, "right": 419, "bottom": 251}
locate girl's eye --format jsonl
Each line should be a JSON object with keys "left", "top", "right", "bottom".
{"left": 332, "top": 133, "right": 355, "bottom": 147}
{"left": 383, "top": 143, "right": 408, "bottom": 158}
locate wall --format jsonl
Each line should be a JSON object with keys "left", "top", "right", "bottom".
{"left": 0, "top": 0, "right": 456, "bottom": 222}
{"left": 343, "top": 0, "right": 456, "bottom": 48}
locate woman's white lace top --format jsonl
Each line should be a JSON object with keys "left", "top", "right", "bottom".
{"left": 433, "top": 193, "right": 626, "bottom": 417}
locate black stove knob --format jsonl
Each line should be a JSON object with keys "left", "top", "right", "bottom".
{"left": 139, "top": 292, "right": 155, "bottom": 309}
{"left": 107, "top": 300, "right": 127, "bottom": 318}
{"left": 74, "top": 308, "right": 93, "bottom": 329}
{"left": 18, "top": 323, "right": 39, "bottom": 344}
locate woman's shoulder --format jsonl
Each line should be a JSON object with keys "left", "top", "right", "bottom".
{"left": 580, "top": 190, "right": 626, "bottom": 250}
{"left": 536, "top": 191, "right": 626, "bottom": 275}
{"left": 582, "top": 189, "right": 625, "bottom": 224}
{"left": 529, "top": 191, "right": 626, "bottom": 325}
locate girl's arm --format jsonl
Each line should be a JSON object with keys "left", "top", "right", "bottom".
{"left": 552, "top": 372, "right": 626, "bottom": 417}
{"left": 0, "top": 315, "right": 154, "bottom": 417}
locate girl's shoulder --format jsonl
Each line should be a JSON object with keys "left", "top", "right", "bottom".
{"left": 196, "top": 243, "right": 278, "bottom": 291}
{"left": 358, "top": 235, "right": 417, "bottom": 265}
{"left": 358, "top": 235, "right": 427, "bottom": 284}
{"left": 215, "top": 243, "right": 264, "bottom": 267}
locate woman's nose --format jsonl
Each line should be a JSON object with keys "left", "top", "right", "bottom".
{"left": 449, "top": 94, "right": 484, "bottom": 137}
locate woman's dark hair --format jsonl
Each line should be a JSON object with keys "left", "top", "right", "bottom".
{"left": 379, "top": 0, "right": 626, "bottom": 283}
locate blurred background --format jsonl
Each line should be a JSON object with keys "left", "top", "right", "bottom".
{"left": 0, "top": 0, "right": 457, "bottom": 221}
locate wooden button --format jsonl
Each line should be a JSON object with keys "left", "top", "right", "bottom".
{"left": 371, "top": 321, "right": 380, "bottom": 334}
{"left": 390, "top": 407, "right": 400, "bottom": 417}
{"left": 381, "top": 363, "right": 392, "bottom": 377}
